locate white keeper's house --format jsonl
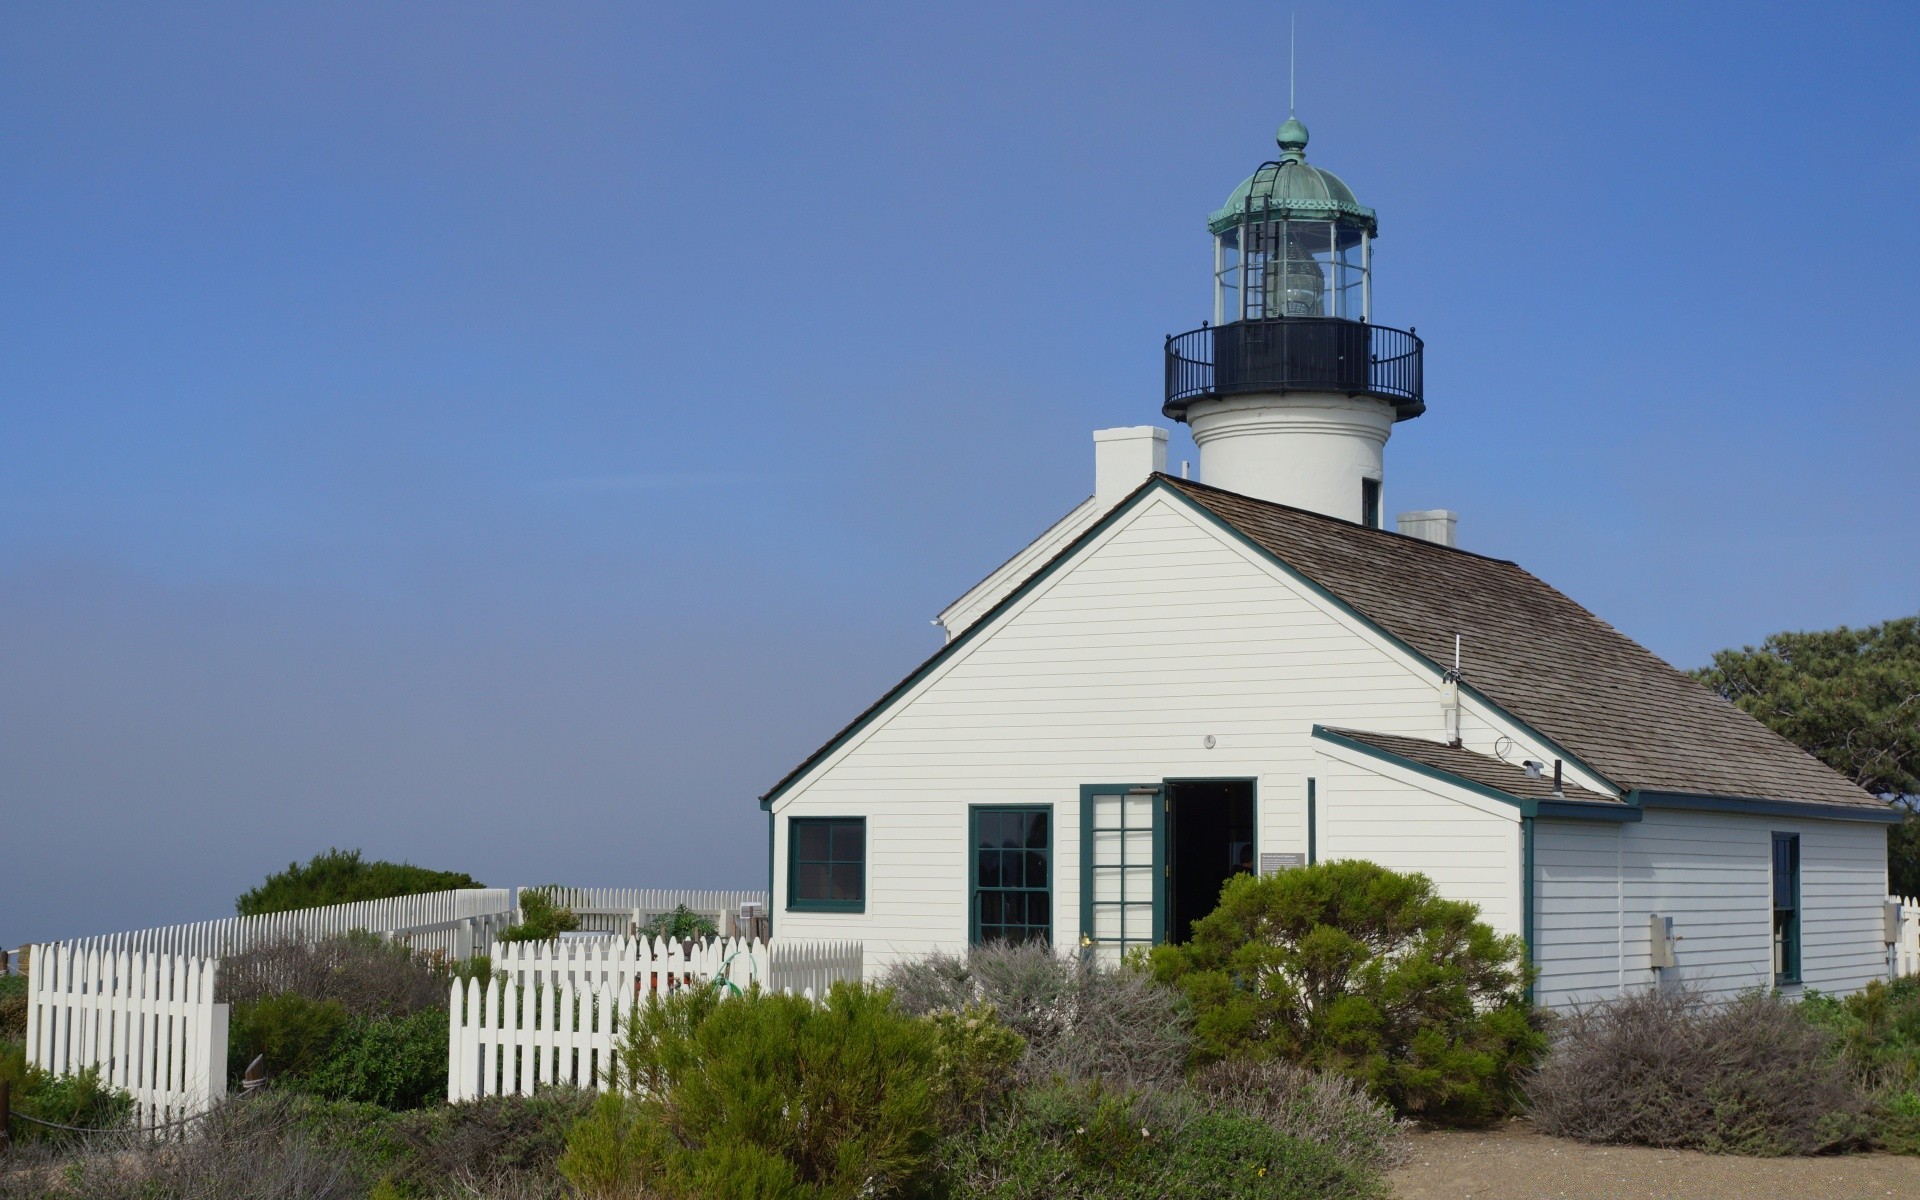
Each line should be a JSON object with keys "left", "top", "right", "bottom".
{"left": 759, "top": 116, "right": 1897, "bottom": 1006}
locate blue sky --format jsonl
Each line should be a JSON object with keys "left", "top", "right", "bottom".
{"left": 3, "top": 2, "right": 1916, "bottom": 944}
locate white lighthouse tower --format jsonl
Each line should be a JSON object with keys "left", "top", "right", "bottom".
{"left": 1163, "top": 117, "right": 1423, "bottom": 526}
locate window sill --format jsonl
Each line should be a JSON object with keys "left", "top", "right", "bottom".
{"left": 786, "top": 900, "right": 866, "bottom": 914}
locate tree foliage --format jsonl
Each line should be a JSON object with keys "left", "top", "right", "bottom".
{"left": 235, "top": 848, "right": 483, "bottom": 916}
{"left": 1692, "top": 614, "right": 1919, "bottom": 891}
{"left": 1149, "top": 861, "right": 1542, "bottom": 1125}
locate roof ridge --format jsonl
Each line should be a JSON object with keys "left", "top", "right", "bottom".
{"left": 1154, "top": 474, "right": 1523, "bottom": 567}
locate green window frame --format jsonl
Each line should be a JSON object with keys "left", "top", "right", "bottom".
{"left": 1772, "top": 832, "right": 1801, "bottom": 985}
{"left": 970, "top": 805, "right": 1052, "bottom": 946}
{"left": 787, "top": 817, "right": 865, "bottom": 912}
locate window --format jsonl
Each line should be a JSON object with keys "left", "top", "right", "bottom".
{"left": 788, "top": 817, "right": 864, "bottom": 911}
{"left": 1361, "top": 478, "right": 1381, "bottom": 529}
{"left": 971, "top": 807, "right": 1051, "bottom": 945}
{"left": 1084, "top": 788, "right": 1159, "bottom": 963}
{"left": 1772, "top": 832, "right": 1800, "bottom": 985}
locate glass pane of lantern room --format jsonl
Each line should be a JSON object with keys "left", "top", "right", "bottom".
{"left": 1334, "top": 226, "right": 1366, "bottom": 321}
{"left": 1270, "top": 221, "right": 1331, "bottom": 317}
{"left": 1214, "top": 230, "right": 1240, "bottom": 326}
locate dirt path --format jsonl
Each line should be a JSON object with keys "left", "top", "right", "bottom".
{"left": 1388, "top": 1123, "right": 1920, "bottom": 1200}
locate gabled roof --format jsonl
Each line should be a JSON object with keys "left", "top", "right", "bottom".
{"left": 1163, "top": 476, "right": 1880, "bottom": 811}
{"left": 763, "top": 475, "right": 1885, "bottom": 815}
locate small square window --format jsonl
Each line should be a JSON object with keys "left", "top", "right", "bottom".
{"left": 788, "top": 817, "right": 865, "bottom": 912}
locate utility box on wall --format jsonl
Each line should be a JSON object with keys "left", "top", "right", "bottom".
{"left": 1649, "top": 914, "right": 1676, "bottom": 969}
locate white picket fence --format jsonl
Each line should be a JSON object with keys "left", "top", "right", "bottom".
{"left": 1891, "top": 895, "right": 1920, "bottom": 978}
{"left": 23, "top": 945, "right": 228, "bottom": 1129}
{"left": 536, "top": 888, "right": 769, "bottom": 936}
{"left": 52, "top": 886, "right": 771, "bottom": 962}
{"left": 62, "top": 888, "right": 519, "bottom": 961}
{"left": 449, "top": 937, "right": 863, "bottom": 1101}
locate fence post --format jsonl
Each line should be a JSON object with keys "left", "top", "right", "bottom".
{"left": 1, "top": 1077, "right": 11, "bottom": 1156}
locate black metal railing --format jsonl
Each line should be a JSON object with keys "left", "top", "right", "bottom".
{"left": 1163, "top": 317, "right": 1424, "bottom": 421}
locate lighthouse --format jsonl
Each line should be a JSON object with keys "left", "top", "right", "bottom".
{"left": 1163, "top": 117, "right": 1423, "bottom": 526}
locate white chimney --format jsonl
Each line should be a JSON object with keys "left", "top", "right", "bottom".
{"left": 1397, "top": 509, "right": 1458, "bottom": 547}
{"left": 1093, "top": 427, "right": 1169, "bottom": 506}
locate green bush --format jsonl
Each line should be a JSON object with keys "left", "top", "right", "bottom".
{"left": 0, "top": 974, "right": 26, "bottom": 1042}
{"left": 639, "top": 904, "right": 720, "bottom": 941}
{"left": 1800, "top": 976, "right": 1920, "bottom": 1152}
{"left": 496, "top": 886, "right": 583, "bottom": 943}
{"left": 939, "top": 1081, "right": 1385, "bottom": 1199}
{"left": 302, "top": 1007, "right": 450, "bottom": 1110}
{"left": 0, "top": 1040, "right": 134, "bottom": 1145}
{"left": 1149, "top": 861, "right": 1542, "bottom": 1124}
{"left": 230, "top": 993, "right": 352, "bottom": 1083}
{"left": 885, "top": 941, "right": 1192, "bottom": 1089}
{"left": 1528, "top": 985, "right": 1869, "bottom": 1155}
{"left": 1193, "top": 1059, "right": 1408, "bottom": 1173}
{"left": 564, "top": 982, "right": 950, "bottom": 1198}
{"left": 237, "top": 848, "right": 483, "bottom": 916}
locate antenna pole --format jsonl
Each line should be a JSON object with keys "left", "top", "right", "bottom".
{"left": 1289, "top": 12, "right": 1296, "bottom": 117}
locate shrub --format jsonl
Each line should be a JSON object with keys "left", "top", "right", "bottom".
{"left": 1528, "top": 985, "right": 1870, "bottom": 1155}
{"left": 885, "top": 941, "right": 1192, "bottom": 1089}
{"left": 0, "top": 974, "right": 26, "bottom": 1041}
{"left": 221, "top": 932, "right": 449, "bottom": 1018}
{"left": 639, "top": 904, "right": 720, "bottom": 941}
{"left": 301, "top": 1007, "right": 450, "bottom": 1110}
{"left": 0, "top": 1041, "right": 134, "bottom": 1146}
{"left": 1149, "top": 861, "right": 1542, "bottom": 1124}
{"left": 237, "top": 848, "right": 482, "bottom": 916}
{"left": 939, "top": 1081, "right": 1386, "bottom": 1199}
{"left": 1193, "top": 1059, "right": 1409, "bottom": 1172}
{"left": 229, "top": 993, "right": 352, "bottom": 1083}
{"left": 1798, "top": 976, "right": 1920, "bottom": 1153}
{"left": 497, "top": 886, "right": 582, "bottom": 943}
{"left": 566, "top": 982, "right": 949, "bottom": 1198}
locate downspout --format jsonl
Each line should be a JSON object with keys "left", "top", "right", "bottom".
{"left": 766, "top": 809, "right": 776, "bottom": 939}
{"left": 1522, "top": 814, "right": 1536, "bottom": 1003}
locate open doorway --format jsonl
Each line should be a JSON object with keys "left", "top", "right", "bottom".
{"left": 1167, "top": 779, "right": 1256, "bottom": 943}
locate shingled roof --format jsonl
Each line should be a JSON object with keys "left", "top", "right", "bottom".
{"left": 1315, "top": 727, "right": 1623, "bottom": 806}
{"left": 1162, "top": 476, "right": 1879, "bottom": 810}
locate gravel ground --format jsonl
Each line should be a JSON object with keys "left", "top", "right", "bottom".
{"left": 1388, "top": 1123, "right": 1920, "bottom": 1200}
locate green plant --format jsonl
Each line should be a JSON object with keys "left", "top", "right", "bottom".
{"left": 885, "top": 942, "right": 1192, "bottom": 1088}
{"left": 0, "top": 974, "right": 26, "bottom": 1042}
{"left": 1799, "top": 976, "right": 1920, "bottom": 1152}
{"left": 229, "top": 992, "right": 352, "bottom": 1083}
{"left": 639, "top": 904, "right": 720, "bottom": 941}
{"left": 939, "top": 1082, "right": 1386, "bottom": 1199}
{"left": 1193, "top": 1059, "right": 1408, "bottom": 1173}
{"left": 496, "top": 887, "right": 583, "bottom": 943}
{"left": 575, "top": 982, "right": 948, "bottom": 1198}
{"left": 237, "top": 848, "right": 483, "bottom": 916}
{"left": 556, "top": 1092, "right": 651, "bottom": 1199}
{"left": 1528, "top": 985, "right": 1870, "bottom": 1155}
{"left": 0, "top": 1041, "right": 134, "bottom": 1145}
{"left": 928, "top": 1004, "right": 1027, "bottom": 1129}
{"left": 1149, "top": 861, "right": 1542, "bottom": 1124}
{"left": 302, "top": 1007, "right": 450, "bottom": 1110}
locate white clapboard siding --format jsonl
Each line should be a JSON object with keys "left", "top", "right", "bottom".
{"left": 771, "top": 494, "right": 1579, "bottom": 971}
{"left": 449, "top": 938, "right": 863, "bottom": 1102}
{"left": 24, "top": 945, "right": 228, "bottom": 1128}
{"left": 1892, "top": 896, "right": 1920, "bottom": 979}
{"left": 64, "top": 888, "right": 518, "bottom": 961}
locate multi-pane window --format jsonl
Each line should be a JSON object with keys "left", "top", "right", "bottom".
{"left": 1087, "top": 789, "right": 1157, "bottom": 964}
{"left": 1361, "top": 479, "right": 1381, "bottom": 529}
{"left": 1772, "top": 833, "right": 1801, "bottom": 985}
{"left": 972, "top": 807, "right": 1050, "bottom": 945}
{"left": 789, "top": 818, "right": 864, "bottom": 911}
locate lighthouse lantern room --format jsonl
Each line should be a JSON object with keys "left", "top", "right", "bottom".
{"left": 1164, "top": 117, "right": 1424, "bottom": 526}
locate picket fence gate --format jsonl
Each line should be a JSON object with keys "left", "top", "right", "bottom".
{"left": 23, "top": 944, "right": 228, "bottom": 1129}
{"left": 449, "top": 937, "right": 862, "bottom": 1101}
{"left": 1892, "top": 895, "right": 1920, "bottom": 979}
